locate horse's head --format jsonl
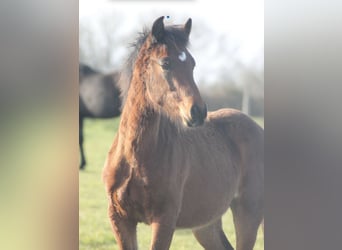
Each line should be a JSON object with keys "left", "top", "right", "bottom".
{"left": 138, "top": 16, "right": 207, "bottom": 127}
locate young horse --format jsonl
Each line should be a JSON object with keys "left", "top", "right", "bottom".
{"left": 79, "top": 64, "right": 121, "bottom": 169}
{"left": 103, "top": 17, "right": 264, "bottom": 250}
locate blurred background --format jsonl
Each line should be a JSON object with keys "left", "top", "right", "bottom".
{"left": 79, "top": 0, "right": 264, "bottom": 117}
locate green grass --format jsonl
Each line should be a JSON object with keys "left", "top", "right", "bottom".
{"left": 80, "top": 117, "right": 264, "bottom": 250}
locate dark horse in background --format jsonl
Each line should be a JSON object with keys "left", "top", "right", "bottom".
{"left": 79, "top": 64, "right": 121, "bottom": 169}
{"left": 103, "top": 17, "right": 263, "bottom": 250}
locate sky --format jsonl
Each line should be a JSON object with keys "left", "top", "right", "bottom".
{"left": 79, "top": 0, "right": 264, "bottom": 84}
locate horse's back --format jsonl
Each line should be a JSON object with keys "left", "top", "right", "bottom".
{"left": 207, "top": 108, "right": 263, "bottom": 166}
{"left": 208, "top": 108, "right": 263, "bottom": 146}
{"left": 208, "top": 108, "right": 262, "bottom": 128}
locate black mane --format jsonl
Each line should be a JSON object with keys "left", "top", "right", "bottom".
{"left": 118, "top": 25, "right": 189, "bottom": 109}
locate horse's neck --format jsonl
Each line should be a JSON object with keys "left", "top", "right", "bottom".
{"left": 118, "top": 86, "right": 172, "bottom": 165}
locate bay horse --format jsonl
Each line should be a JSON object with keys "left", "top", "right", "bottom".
{"left": 79, "top": 64, "right": 121, "bottom": 169}
{"left": 102, "top": 16, "right": 264, "bottom": 250}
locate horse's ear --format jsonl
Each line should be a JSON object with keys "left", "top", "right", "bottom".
{"left": 151, "top": 16, "right": 165, "bottom": 43}
{"left": 184, "top": 18, "right": 192, "bottom": 37}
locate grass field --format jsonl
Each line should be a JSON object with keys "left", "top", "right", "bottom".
{"left": 79, "top": 116, "right": 264, "bottom": 250}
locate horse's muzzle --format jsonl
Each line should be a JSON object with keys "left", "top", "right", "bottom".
{"left": 187, "top": 104, "right": 207, "bottom": 127}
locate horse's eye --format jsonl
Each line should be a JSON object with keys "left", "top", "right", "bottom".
{"left": 161, "top": 57, "right": 171, "bottom": 70}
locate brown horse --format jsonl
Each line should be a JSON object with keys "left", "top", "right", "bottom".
{"left": 103, "top": 16, "right": 264, "bottom": 250}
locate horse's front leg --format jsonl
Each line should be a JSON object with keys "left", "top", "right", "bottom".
{"left": 150, "top": 216, "right": 177, "bottom": 250}
{"left": 149, "top": 201, "right": 181, "bottom": 250}
{"left": 108, "top": 203, "right": 138, "bottom": 250}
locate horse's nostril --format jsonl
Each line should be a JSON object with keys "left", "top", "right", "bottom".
{"left": 190, "top": 104, "right": 207, "bottom": 121}
{"left": 190, "top": 105, "right": 200, "bottom": 119}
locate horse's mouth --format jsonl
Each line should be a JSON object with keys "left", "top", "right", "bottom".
{"left": 186, "top": 118, "right": 205, "bottom": 127}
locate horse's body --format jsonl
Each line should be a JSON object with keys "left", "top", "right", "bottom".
{"left": 79, "top": 64, "right": 121, "bottom": 169}
{"left": 103, "top": 17, "right": 263, "bottom": 250}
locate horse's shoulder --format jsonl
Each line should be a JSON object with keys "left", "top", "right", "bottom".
{"left": 102, "top": 136, "right": 127, "bottom": 187}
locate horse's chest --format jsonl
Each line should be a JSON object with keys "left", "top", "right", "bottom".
{"left": 116, "top": 166, "right": 176, "bottom": 224}
{"left": 115, "top": 174, "right": 148, "bottom": 222}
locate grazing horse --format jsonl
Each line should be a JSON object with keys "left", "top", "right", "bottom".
{"left": 79, "top": 64, "right": 121, "bottom": 169}
{"left": 102, "top": 17, "right": 263, "bottom": 250}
